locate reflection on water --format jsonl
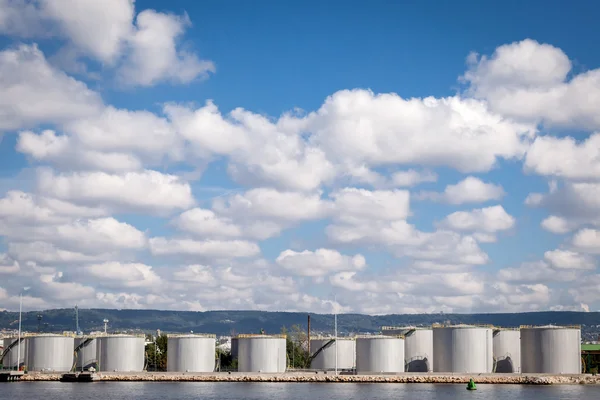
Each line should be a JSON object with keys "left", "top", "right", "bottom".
{"left": 2, "top": 381, "right": 600, "bottom": 400}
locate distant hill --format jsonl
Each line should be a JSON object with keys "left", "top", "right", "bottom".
{"left": 1, "top": 308, "right": 598, "bottom": 337}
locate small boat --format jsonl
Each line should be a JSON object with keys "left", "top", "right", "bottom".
{"left": 467, "top": 378, "right": 477, "bottom": 391}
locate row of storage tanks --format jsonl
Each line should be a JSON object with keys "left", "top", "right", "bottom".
{"left": 0, "top": 325, "right": 582, "bottom": 374}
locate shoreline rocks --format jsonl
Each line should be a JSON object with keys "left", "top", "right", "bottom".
{"left": 17, "top": 372, "right": 600, "bottom": 385}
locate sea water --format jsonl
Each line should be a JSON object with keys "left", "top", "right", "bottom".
{"left": 2, "top": 381, "right": 600, "bottom": 399}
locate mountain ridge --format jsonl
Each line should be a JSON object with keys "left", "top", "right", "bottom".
{"left": 1, "top": 309, "right": 598, "bottom": 339}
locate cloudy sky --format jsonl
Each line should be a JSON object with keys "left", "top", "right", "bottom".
{"left": 0, "top": 0, "right": 598, "bottom": 314}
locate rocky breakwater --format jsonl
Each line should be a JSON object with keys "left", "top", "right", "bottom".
{"left": 18, "top": 372, "right": 600, "bottom": 385}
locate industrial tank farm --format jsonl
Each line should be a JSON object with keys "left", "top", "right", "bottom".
{"left": 236, "top": 334, "right": 287, "bottom": 373}
{"left": 310, "top": 337, "right": 355, "bottom": 370}
{"left": 96, "top": 334, "right": 145, "bottom": 372}
{"left": 493, "top": 328, "right": 521, "bottom": 373}
{"left": 521, "top": 325, "right": 581, "bottom": 374}
{"left": 433, "top": 325, "right": 493, "bottom": 373}
{"left": 167, "top": 334, "right": 216, "bottom": 372}
{"left": 27, "top": 334, "right": 74, "bottom": 372}
{"left": 1, "top": 336, "right": 28, "bottom": 369}
{"left": 382, "top": 326, "right": 433, "bottom": 372}
{"left": 355, "top": 335, "right": 404, "bottom": 373}
{"left": 74, "top": 336, "right": 97, "bottom": 371}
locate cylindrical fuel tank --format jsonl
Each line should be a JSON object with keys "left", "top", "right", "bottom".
{"left": 493, "top": 328, "right": 520, "bottom": 373}
{"left": 433, "top": 325, "right": 493, "bottom": 373}
{"left": 2, "top": 336, "right": 28, "bottom": 369}
{"left": 231, "top": 337, "right": 239, "bottom": 360}
{"left": 355, "top": 335, "right": 405, "bottom": 373}
{"left": 310, "top": 337, "right": 355, "bottom": 370}
{"left": 236, "top": 334, "right": 287, "bottom": 373}
{"left": 27, "top": 335, "right": 74, "bottom": 372}
{"left": 74, "top": 336, "right": 97, "bottom": 371}
{"left": 96, "top": 335, "right": 145, "bottom": 372}
{"left": 167, "top": 334, "right": 216, "bottom": 372}
{"left": 520, "top": 325, "right": 581, "bottom": 374}
{"left": 382, "top": 326, "right": 433, "bottom": 372}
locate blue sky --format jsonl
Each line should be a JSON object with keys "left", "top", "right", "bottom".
{"left": 0, "top": 0, "right": 599, "bottom": 314}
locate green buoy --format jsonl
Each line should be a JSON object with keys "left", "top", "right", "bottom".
{"left": 467, "top": 378, "right": 477, "bottom": 391}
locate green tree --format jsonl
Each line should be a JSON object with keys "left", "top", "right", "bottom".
{"left": 281, "top": 325, "right": 310, "bottom": 369}
{"left": 145, "top": 334, "right": 167, "bottom": 371}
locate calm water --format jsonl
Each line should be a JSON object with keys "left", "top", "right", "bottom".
{"left": 2, "top": 382, "right": 600, "bottom": 399}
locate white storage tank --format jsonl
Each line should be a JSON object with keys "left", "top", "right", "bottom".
{"left": 1, "top": 336, "right": 28, "bottom": 369}
{"left": 433, "top": 325, "right": 493, "bottom": 373}
{"left": 236, "top": 334, "right": 287, "bottom": 373}
{"left": 27, "top": 334, "right": 74, "bottom": 372}
{"left": 382, "top": 326, "right": 433, "bottom": 372}
{"left": 74, "top": 336, "right": 97, "bottom": 371}
{"left": 493, "top": 328, "right": 520, "bottom": 373}
{"left": 355, "top": 335, "right": 404, "bottom": 373}
{"left": 96, "top": 334, "right": 145, "bottom": 372}
{"left": 167, "top": 334, "right": 216, "bottom": 372}
{"left": 520, "top": 325, "right": 581, "bottom": 374}
{"left": 310, "top": 337, "right": 355, "bottom": 370}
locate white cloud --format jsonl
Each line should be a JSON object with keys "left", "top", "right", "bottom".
{"left": 85, "top": 262, "right": 161, "bottom": 289}
{"left": 526, "top": 182, "right": 600, "bottom": 231}
{"left": 497, "top": 261, "right": 581, "bottom": 283}
{"left": 39, "top": 0, "right": 135, "bottom": 63}
{"left": 276, "top": 248, "right": 366, "bottom": 277}
{"left": 541, "top": 215, "right": 575, "bottom": 234}
{"left": 1, "top": 1, "right": 214, "bottom": 87}
{"left": 544, "top": 249, "right": 595, "bottom": 270}
{"left": 8, "top": 241, "right": 109, "bottom": 264}
{"left": 213, "top": 188, "right": 330, "bottom": 222}
{"left": 18, "top": 130, "right": 143, "bottom": 172}
{"left": 149, "top": 237, "right": 260, "bottom": 258}
{"left": 37, "top": 169, "right": 195, "bottom": 215}
{"left": 330, "top": 187, "right": 410, "bottom": 222}
{"left": 390, "top": 169, "right": 437, "bottom": 187}
{"left": 0, "top": 44, "right": 102, "bottom": 131}
{"left": 417, "top": 176, "right": 505, "bottom": 204}
{"left": 463, "top": 38, "right": 600, "bottom": 130}
{"left": 119, "top": 10, "right": 215, "bottom": 86}
{"left": 439, "top": 205, "right": 515, "bottom": 234}
{"left": 572, "top": 229, "right": 600, "bottom": 254}
{"left": 165, "top": 102, "right": 336, "bottom": 191}
{"left": 0, "top": 253, "right": 19, "bottom": 274}
{"left": 525, "top": 134, "right": 600, "bottom": 180}
{"left": 306, "top": 89, "right": 535, "bottom": 173}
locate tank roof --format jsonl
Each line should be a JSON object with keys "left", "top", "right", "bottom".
{"left": 381, "top": 326, "right": 431, "bottom": 330}
{"left": 235, "top": 334, "right": 286, "bottom": 339}
{"left": 355, "top": 334, "right": 404, "bottom": 339}
{"left": 432, "top": 323, "right": 494, "bottom": 329}
{"left": 310, "top": 336, "right": 355, "bottom": 340}
{"left": 519, "top": 324, "right": 581, "bottom": 329}
{"left": 167, "top": 333, "right": 216, "bottom": 338}
{"left": 493, "top": 327, "right": 520, "bottom": 331}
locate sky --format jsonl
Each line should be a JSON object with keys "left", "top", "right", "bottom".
{"left": 0, "top": 0, "right": 599, "bottom": 314}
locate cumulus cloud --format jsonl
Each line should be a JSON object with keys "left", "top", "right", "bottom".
{"left": 148, "top": 237, "right": 260, "bottom": 258}
{"left": 276, "top": 248, "right": 366, "bottom": 277}
{"left": 438, "top": 205, "right": 515, "bottom": 241}
{"left": 0, "top": 44, "right": 102, "bottom": 131}
{"left": 0, "top": 0, "right": 214, "bottom": 87}
{"left": 544, "top": 249, "right": 595, "bottom": 270}
{"left": 37, "top": 169, "right": 195, "bottom": 215}
{"left": 525, "top": 134, "right": 600, "bottom": 180}
{"left": 417, "top": 176, "right": 505, "bottom": 204}
{"left": 463, "top": 38, "right": 600, "bottom": 130}
{"left": 2, "top": 29, "right": 600, "bottom": 314}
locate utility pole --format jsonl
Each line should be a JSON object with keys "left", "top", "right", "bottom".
{"left": 334, "top": 294, "right": 338, "bottom": 376}
{"left": 17, "top": 292, "right": 22, "bottom": 371}
{"left": 307, "top": 315, "right": 311, "bottom": 359}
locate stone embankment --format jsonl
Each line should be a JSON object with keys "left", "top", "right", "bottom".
{"left": 17, "top": 372, "right": 600, "bottom": 385}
